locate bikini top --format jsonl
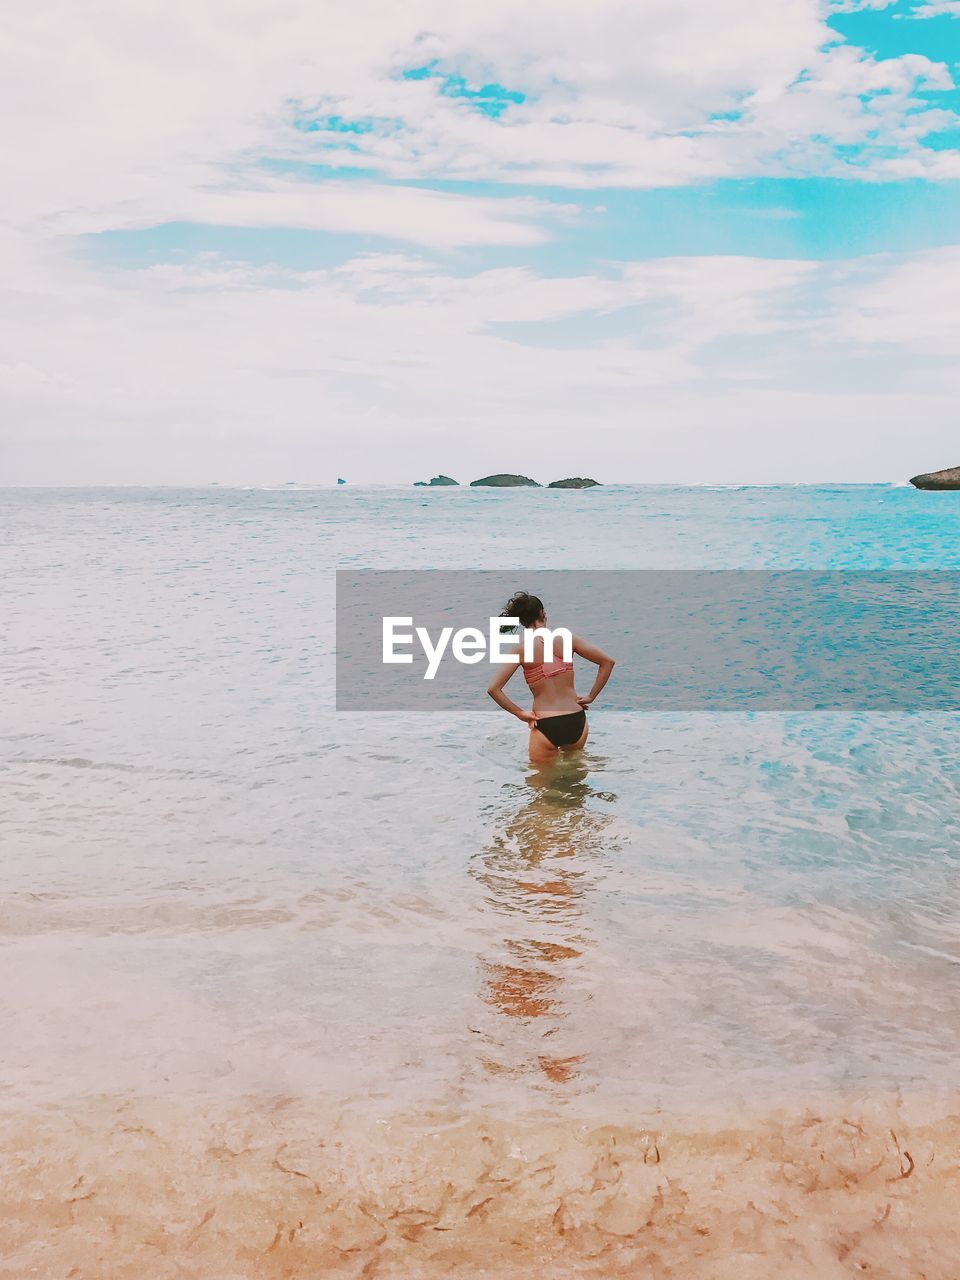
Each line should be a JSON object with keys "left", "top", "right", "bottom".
{"left": 524, "top": 657, "right": 574, "bottom": 688}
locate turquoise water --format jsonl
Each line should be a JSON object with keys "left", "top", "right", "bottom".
{"left": 3, "top": 484, "right": 960, "bottom": 1116}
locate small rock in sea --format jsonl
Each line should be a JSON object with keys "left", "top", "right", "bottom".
{"left": 413, "top": 474, "right": 459, "bottom": 487}
{"left": 547, "top": 477, "right": 601, "bottom": 489}
{"left": 909, "top": 466, "right": 960, "bottom": 490}
{"left": 469, "top": 474, "right": 541, "bottom": 487}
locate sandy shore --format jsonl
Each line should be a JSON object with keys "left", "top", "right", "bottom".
{"left": 4, "top": 1091, "right": 960, "bottom": 1278}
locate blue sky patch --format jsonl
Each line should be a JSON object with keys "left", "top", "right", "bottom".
{"left": 79, "top": 176, "right": 960, "bottom": 282}
{"left": 401, "top": 62, "right": 525, "bottom": 117}
{"left": 828, "top": 3, "right": 960, "bottom": 65}
{"left": 292, "top": 110, "right": 403, "bottom": 139}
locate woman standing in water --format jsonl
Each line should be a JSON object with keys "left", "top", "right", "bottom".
{"left": 487, "top": 591, "right": 615, "bottom": 766}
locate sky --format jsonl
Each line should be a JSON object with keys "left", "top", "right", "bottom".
{"left": 2, "top": 0, "right": 960, "bottom": 484}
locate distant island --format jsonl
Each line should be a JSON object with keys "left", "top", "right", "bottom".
{"left": 470, "top": 474, "right": 540, "bottom": 487}
{"left": 411, "top": 472, "right": 603, "bottom": 488}
{"left": 909, "top": 466, "right": 960, "bottom": 490}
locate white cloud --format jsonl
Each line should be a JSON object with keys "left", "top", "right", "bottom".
{"left": 829, "top": 1, "right": 895, "bottom": 10}
{"left": 911, "top": 1, "right": 960, "bottom": 16}
{"left": 825, "top": 247, "right": 960, "bottom": 350}
{"left": 836, "top": 0, "right": 960, "bottom": 15}
{"left": 0, "top": 0, "right": 957, "bottom": 254}
{"left": 46, "top": 179, "right": 563, "bottom": 248}
{"left": 2, "top": 243, "right": 958, "bottom": 483}
{"left": 284, "top": 34, "right": 956, "bottom": 189}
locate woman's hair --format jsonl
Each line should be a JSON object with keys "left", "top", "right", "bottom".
{"left": 500, "top": 591, "right": 545, "bottom": 629}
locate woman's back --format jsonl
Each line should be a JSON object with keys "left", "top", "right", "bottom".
{"left": 521, "top": 631, "right": 581, "bottom": 717}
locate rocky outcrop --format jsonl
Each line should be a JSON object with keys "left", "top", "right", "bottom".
{"left": 909, "top": 466, "right": 960, "bottom": 490}
{"left": 470, "top": 474, "right": 541, "bottom": 487}
{"left": 548, "top": 477, "right": 600, "bottom": 489}
{"left": 414, "top": 475, "right": 459, "bottom": 487}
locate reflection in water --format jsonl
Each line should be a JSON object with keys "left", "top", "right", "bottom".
{"left": 470, "top": 755, "right": 617, "bottom": 1087}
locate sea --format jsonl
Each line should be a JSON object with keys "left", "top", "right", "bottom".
{"left": 3, "top": 483, "right": 960, "bottom": 1277}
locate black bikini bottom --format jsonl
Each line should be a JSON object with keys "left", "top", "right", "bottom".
{"left": 535, "top": 710, "right": 586, "bottom": 747}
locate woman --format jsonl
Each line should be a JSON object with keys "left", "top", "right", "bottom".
{"left": 487, "top": 591, "right": 615, "bottom": 766}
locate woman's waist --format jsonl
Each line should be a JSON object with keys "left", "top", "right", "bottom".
{"left": 531, "top": 690, "right": 582, "bottom": 717}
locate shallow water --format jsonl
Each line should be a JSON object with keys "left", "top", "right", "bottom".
{"left": 3, "top": 485, "right": 960, "bottom": 1272}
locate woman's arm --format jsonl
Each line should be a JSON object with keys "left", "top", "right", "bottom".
{"left": 487, "top": 659, "right": 537, "bottom": 726}
{"left": 572, "top": 634, "right": 615, "bottom": 708}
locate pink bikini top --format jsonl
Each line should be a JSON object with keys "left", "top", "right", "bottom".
{"left": 524, "top": 658, "right": 574, "bottom": 688}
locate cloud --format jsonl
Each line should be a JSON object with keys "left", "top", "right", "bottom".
{"left": 49, "top": 179, "right": 563, "bottom": 248}
{"left": 825, "top": 247, "right": 960, "bottom": 351}
{"left": 278, "top": 20, "right": 958, "bottom": 188}
{"left": 910, "top": 1, "right": 960, "bottom": 15}
{"left": 1, "top": 0, "right": 958, "bottom": 256}
{"left": 830, "top": 0, "right": 960, "bottom": 12}
{"left": 2, "top": 241, "right": 958, "bottom": 482}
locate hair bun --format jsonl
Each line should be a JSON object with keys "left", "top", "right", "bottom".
{"left": 500, "top": 591, "right": 544, "bottom": 627}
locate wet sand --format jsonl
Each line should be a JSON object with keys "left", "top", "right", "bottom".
{"left": 4, "top": 1091, "right": 960, "bottom": 1278}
